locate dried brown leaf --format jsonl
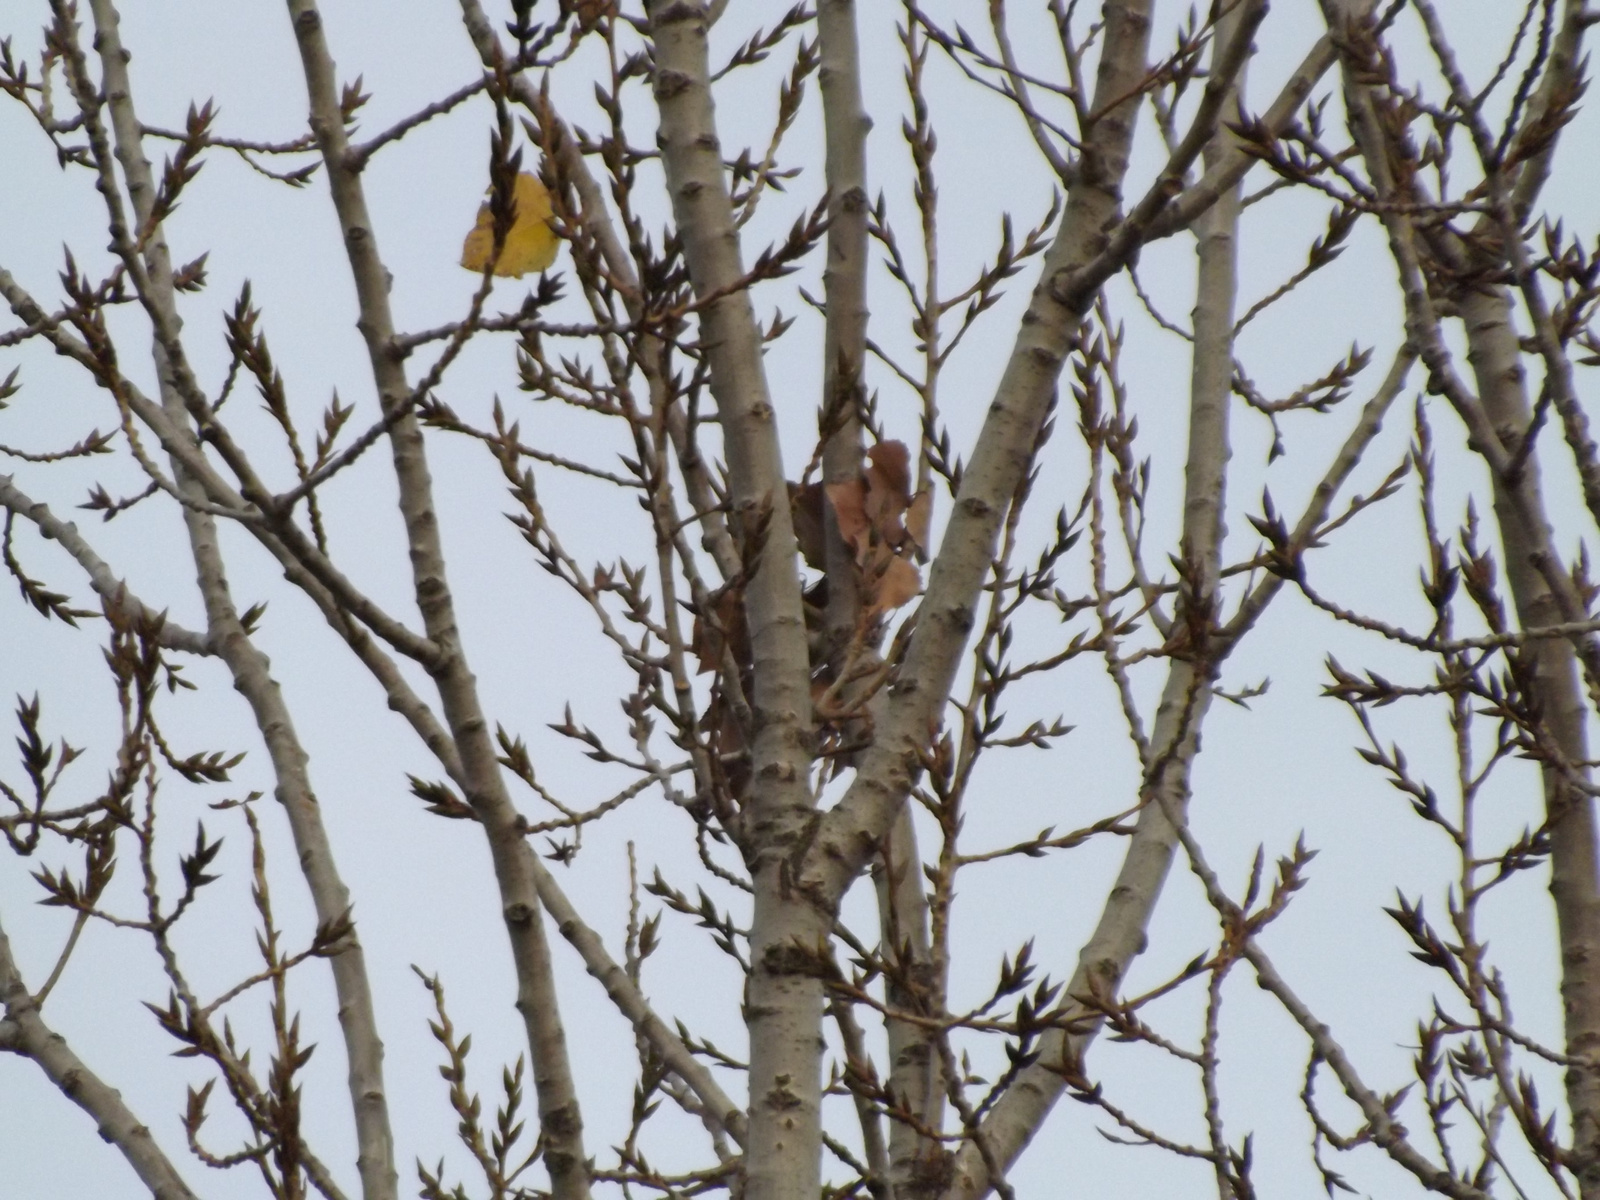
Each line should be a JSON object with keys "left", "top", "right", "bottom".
{"left": 826, "top": 479, "right": 870, "bottom": 555}
{"left": 691, "top": 586, "right": 747, "bottom": 674}
{"left": 790, "top": 481, "right": 826, "bottom": 570}
{"left": 867, "top": 440, "right": 911, "bottom": 495}
{"left": 874, "top": 555, "right": 922, "bottom": 612}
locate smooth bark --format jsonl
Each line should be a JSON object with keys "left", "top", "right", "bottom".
{"left": 1, "top": 912, "right": 203, "bottom": 1200}
{"left": 647, "top": 4, "right": 826, "bottom": 1197}
{"left": 284, "top": 3, "right": 592, "bottom": 1195}
{"left": 78, "top": 3, "right": 400, "bottom": 1196}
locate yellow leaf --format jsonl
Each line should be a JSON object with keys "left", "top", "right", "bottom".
{"left": 460, "top": 172, "right": 559, "bottom": 277}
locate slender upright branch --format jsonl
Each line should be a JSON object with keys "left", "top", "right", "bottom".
{"left": 647, "top": 5, "right": 825, "bottom": 1197}
{"left": 941, "top": 8, "right": 1247, "bottom": 1193}
{"left": 1321, "top": 3, "right": 1600, "bottom": 1192}
{"left": 283, "top": 3, "right": 591, "bottom": 1195}
{"left": 806, "top": 0, "right": 1161, "bottom": 919}
{"left": 80, "top": 4, "right": 400, "bottom": 1197}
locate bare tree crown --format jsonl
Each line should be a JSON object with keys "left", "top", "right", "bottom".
{"left": 2, "top": 2, "right": 1599, "bottom": 1199}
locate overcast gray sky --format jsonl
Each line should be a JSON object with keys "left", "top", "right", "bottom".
{"left": 2, "top": 2, "right": 1596, "bottom": 1197}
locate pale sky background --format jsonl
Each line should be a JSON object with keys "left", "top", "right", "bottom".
{"left": 1, "top": 2, "right": 1596, "bottom": 1198}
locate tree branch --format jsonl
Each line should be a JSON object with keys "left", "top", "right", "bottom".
{"left": 0, "top": 909, "right": 202, "bottom": 1200}
{"left": 283, "top": 2, "right": 591, "bottom": 1195}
